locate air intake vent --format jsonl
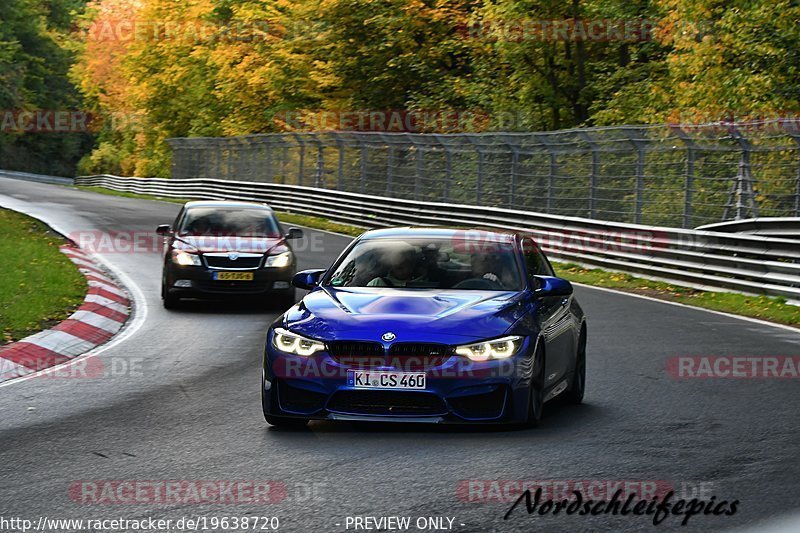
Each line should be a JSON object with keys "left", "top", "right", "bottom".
{"left": 204, "top": 253, "right": 262, "bottom": 269}
{"left": 327, "top": 341, "right": 385, "bottom": 368}
{"left": 387, "top": 343, "right": 452, "bottom": 370}
{"left": 327, "top": 390, "right": 447, "bottom": 416}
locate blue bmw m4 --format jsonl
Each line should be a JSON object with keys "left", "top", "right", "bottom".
{"left": 262, "top": 227, "right": 587, "bottom": 427}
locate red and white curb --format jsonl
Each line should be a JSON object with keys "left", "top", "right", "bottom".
{"left": 0, "top": 245, "right": 131, "bottom": 383}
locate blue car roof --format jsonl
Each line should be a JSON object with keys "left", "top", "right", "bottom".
{"left": 359, "top": 227, "right": 517, "bottom": 242}
{"left": 183, "top": 200, "right": 273, "bottom": 211}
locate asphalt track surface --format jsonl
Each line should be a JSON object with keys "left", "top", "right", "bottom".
{"left": 0, "top": 176, "right": 799, "bottom": 533}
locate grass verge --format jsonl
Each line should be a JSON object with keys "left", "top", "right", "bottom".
{"left": 72, "top": 184, "right": 799, "bottom": 328}
{"left": 0, "top": 209, "right": 87, "bottom": 344}
{"left": 553, "top": 263, "right": 800, "bottom": 327}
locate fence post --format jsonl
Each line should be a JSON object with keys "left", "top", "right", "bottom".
{"left": 465, "top": 135, "right": 484, "bottom": 205}
{"left": 265, "top": 137, "right": 273, "bottom": 183}
{"left": 245, "top": 137, "right": 256, "bottom": 181}
{"left": 510, "top": 150, "right": 518, "bottom": 206}
{"left": 386, "top": 145, "right": 395, "bottom": 196}
{"left": 314, "top": 136, "right": 325, "bottom": 188}
{"left": 292, "top": 134, "right": 306, "bottom": 186}
{"left": 785, "top": 130, "right": 800, "bottom": 216}
{"left": 444, "top": 148, "right": 452, "bottom": 202}
{"left": 670, "top": 126, "right": 697, "bottom": 229}
{"left": 536, "top": 135, "right": 557, "bottom": 214}
{"left": 477, "top": 148, "right": 484, "bottom": 205}
{"left": 280, "top": 141, "right": 288, "bottom": 184}
{"left": 216, "top": 141, "right": 224, "bottom": 180}
{"left": 166, "top": 139, "right": 177, "bottom": 178}
{"left": 535, "top": 135, "right": 555, "bottom": 213}
{"left": 723, "top": 127, "right": 759, "bottom": 221}
{"left": 622, "top": 128, "right": 648, "bottom": 224}
{"left": 179, "top": 139, "right": 190, "bottom": 179}
{"left": 358, "top": 136, "right": 368, "bottom": 194}
{"left": 500, "top": 134, "right": 519, "bottom": 207}
{"left": 203, "top": 140, "right": 212, "bottom": 180}
{"left": 578, "top": 131, "right": 598, "bottom": 218}
{"left": 226, "top": 138, "right": 234, "bottom": 180}
{"left": 433, "top": 134, "right": 452, "bottom": 202}
{"left": 795, "top": 150, "right": 800, "bottom": 217}
{"left": 336, "top": 135, "right": 345, "bottom": 190}
{"left": 635, "top": 147, "right": 645, "bottom": 224}
{"left": 414, "top": 141, "right": 423, "bottom": 201}
{"left": 548, "top": 153, "right": 557, "bottom": 213}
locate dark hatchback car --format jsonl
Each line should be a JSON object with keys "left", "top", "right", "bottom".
{"left": 157, "top": 201, "right": 303, "bottom": 308}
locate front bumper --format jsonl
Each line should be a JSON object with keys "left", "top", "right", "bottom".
{"left": 262, "top": 336, "right": 535, "bottom": 424}
{"left": 165, "top": 263, "right": 295, "bottom": 297}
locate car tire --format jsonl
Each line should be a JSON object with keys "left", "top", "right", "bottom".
{"left": 564, "top": 327, "right": 586, "bottom": 405}
{"left": 527, "top": 343, "right": 545, "bottom": 427}
{"left": 162, "top": 286, "right": 181, "bottom": 310}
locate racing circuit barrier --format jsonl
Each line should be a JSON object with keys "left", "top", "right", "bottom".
{"left": 74, "top": 174, "right": 800, "bottom": 303}
{"left": 166, "top": 120, "right": 800, "bottom": 229}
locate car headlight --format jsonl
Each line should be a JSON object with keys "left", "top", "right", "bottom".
{"left": 172, "top": 249, "right": 202, "bottom": 266}
{"left": 272, "top": 327, "right": 325, "bottom": 356}
{"left": 455, "top": 335, "right": 523, "bottom": 362}
{"left": 265, "top": 251, "right": 292, "bottom": 268}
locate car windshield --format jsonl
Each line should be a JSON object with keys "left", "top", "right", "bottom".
{"left": 178, "top": 207, "right": 280, "bottom": 237}
{"left": 326, "top": 237, "right": 523, "bottom": 290}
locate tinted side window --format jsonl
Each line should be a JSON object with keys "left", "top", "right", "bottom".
{"left": 173, "top": 208, "right": 185, "bottom": 229}
{"left": 522, "top": 238, "right": 554, "bottom": 276}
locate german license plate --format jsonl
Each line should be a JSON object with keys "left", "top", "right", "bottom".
{"left": 213, "top": 271, "right": 254, "bottom": 281}
{"left": 348, "top": 371, "right": 426, "bottom": 390}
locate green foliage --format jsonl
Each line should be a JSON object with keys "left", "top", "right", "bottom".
{"left": 0, "top": 0, "right": 91, "bottom": 176}
{"left": 3, "top": 0, "right": 799, "bottom": 177}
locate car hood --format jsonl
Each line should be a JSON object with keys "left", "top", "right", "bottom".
{"left": 174, "top": 235, "right": 284, "bottom": 254}
{"left": 282, "top": 287, "right": 528, "bottom": 343}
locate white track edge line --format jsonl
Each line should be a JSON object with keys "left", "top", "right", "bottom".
{"left": 573, "top": 282, "right": 800, "bottom": 336}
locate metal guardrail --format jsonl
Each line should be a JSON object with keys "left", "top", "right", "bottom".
{"left": 697, "top": 218, "right": 800, "bottom": 240}
{"left": 75, "top": 174, "right": 800, "bottom": 303}
{"left": 0, "top": 170, "right": 74, "bottom": 186}
{"left": 166, "top": 120, "right": 800, "bottom": 229}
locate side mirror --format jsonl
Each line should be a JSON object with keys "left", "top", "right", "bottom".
{"left": 285, "top": 227, "right": 304, "bottom": 240}
{"left": 532, "top": 276, "right": 573, "bottom": 297}
{"left": 292, "top": 269, "right": 326, "bottom": 290}
{"left": 156, "top": 224, "right": 172, "bottom": 236}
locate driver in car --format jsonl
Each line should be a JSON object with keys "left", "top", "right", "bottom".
{"left": 187, "top": 216, "right": 213, "bottom": 236}
{"left": 469, "top": 252, "right": 503, "bottom": 285}
{"left": 367, "top": 246, "right": 424, "bottom": 287}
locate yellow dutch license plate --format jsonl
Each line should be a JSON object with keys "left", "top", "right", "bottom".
{"left": 214, "top": 271, "right": 254, "bottom": 281}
